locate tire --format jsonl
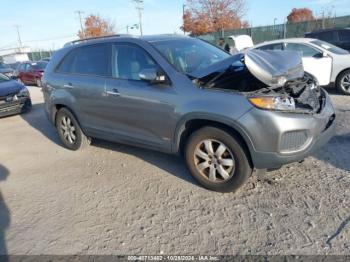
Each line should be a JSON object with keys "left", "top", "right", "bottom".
{"left": 336, "top": 69, "right": 350, "bottom": 95}
{"left": 36, "top": 78, "right": 42, "bottom": 87}
{"left": 55, "top": 108, "right": 91, "bottom": 150}
{"left": 185, "top": 127, "right": 252, "bottom": 193}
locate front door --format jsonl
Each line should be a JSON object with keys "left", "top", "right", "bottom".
{"left": 102, "top": 43, "right": 176, "bottom": 151}
{"left": 285, "top": 43, "right": 332, "bottom": 86}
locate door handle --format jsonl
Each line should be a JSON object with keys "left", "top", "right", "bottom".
{"left": 106, "top": 88, "right": 120, "bottom": 96}
{"left": 63, "top": 83, "right": 74, "bottom": 89}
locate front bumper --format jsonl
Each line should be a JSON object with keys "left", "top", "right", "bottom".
{"left": 0, "top": 97, "right": 32, "bottom": 118}
{"left": 239, "top": 90, "right": 336, "bottom": 169}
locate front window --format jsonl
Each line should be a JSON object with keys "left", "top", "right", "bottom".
{"left": 0, "top": 73, "right": 10, "bottom": 82}
{"left": 285, "top": 43, "right": 321, "bottom": 57}
{"left": 150, "top": 38, "right": 230, "bottom": 74}
{"left": 311, "top": 40, "right": 349, "bottom": 55}
{"left": 112, "top": 44, "right": 158, "bottom": 81}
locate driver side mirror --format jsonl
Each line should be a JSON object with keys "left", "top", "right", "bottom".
{"left": 139, "top": 68, "right": 166, "bottom": 84}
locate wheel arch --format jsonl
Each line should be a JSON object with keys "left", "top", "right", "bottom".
{"left": 174, "top": 116, "right": 254, "bottom": 167}
{"left": 335, "top": 67, "right": 350, "bottom": 84}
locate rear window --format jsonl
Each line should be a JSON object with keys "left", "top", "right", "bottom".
{"left": 57, "top": 44, "right": 110, "bottom": 77}
{"left": 0, "top": 64, "right": 11, "bottom": 70}
{"left": 31, "top": 62, "right": 47, "bottom": 70}
{"left": 317, "top": 31, "right": 335, "bottom": 42}
{"left": 339, "top": 30, "right": 350, "bottom": 42}
{"left": 257, "top": 43, "right": 284, "bottom": 51}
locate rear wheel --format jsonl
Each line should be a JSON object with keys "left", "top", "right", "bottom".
{"left": 185, "top": 127, "right": 252, "bottom": 193}
{"left": 55, "top": 108, "right": 90, "bottom": 150}
{"left": 336, "top": 69, "right": 350, "bottom": 95}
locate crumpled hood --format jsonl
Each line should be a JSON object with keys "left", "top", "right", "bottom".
{"left": 191, "top": 50, "right": 304, "bottom": 88}
{"left": 244, "top": 49, "right": 304, "bottom": 87}
{"left": 0, "top": 80, "right": 25, "bottom": 97}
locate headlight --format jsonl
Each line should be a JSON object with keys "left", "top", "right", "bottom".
{"left": 249, "top": 96, "right": 295, "bottom": 111}
{"left": 17, "top": 87, "right": 30, "bottom": 97}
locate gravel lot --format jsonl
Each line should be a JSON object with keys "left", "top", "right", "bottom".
{"left": 0, "top": 86, "right": 349, "bottom": 255}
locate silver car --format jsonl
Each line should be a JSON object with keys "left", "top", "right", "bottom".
{"left": 254, "top": 38, "right": 350, "bottom": 95}
{"left": 43, "top": 35, "right": 336, "bottom": 193}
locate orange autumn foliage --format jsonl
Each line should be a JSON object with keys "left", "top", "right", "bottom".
{"left": 182, "top": 0, "right": 248, "bottom": 36}
{"left": 78, "top": 14, "right": 115, "bottom": 39}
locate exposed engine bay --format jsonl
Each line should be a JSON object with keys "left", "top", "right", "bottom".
{"left": 191, "top": 50, "right": 324, "bottom": 114}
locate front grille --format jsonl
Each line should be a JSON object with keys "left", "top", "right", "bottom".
{"left": 280, "top": 130, "right": 309, "bottom": 153}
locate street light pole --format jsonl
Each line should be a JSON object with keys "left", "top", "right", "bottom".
{"left": 132, "top": 0, "right": 144, "bottom": 36}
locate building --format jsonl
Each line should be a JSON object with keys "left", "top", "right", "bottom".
{"left": 0, "top": 46, "right": 31, "bottom": 64}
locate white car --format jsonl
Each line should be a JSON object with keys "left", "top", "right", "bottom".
{"left": 228, "top": 35, "right": 254, "bottom": 54}
{"left": 254, "top": 38, "right": 350, "bottom": 95}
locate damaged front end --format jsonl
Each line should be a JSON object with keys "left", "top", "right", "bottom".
{"left": 191, "top": 50, "right": 325, "bottom": 114}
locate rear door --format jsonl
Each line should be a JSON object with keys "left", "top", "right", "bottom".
{"left": 53, "top": 43, "right": 112, "bottom": 133}
{"left": 285, "top": 42, "right": 332, "bottom": 86}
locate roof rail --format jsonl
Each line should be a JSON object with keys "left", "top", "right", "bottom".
{"left": 64, "top": 34, "right": 132, "bottom": 47}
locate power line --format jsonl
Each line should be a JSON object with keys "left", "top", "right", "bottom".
{"left": 23, "top": 35, "right": 76, "bottom": 43}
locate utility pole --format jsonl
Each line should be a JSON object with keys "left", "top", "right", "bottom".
{"left": 132, "top": 0, "right": 144, "bottom": 36}
{"left": 14, "top": 25, "right": 22, "bottom": 48}
{"left": 182, "top": 4, "right": 186, "bottom": 35}
{"left": 75, "top": 11, "right": 85, "bottom": 38}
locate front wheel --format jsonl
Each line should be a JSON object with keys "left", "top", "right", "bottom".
{"left": 55, "top": 108, "right": 91, "bottom": 150}
{"left": 185, "top": 127, "right": 252, "bottom": 193}
{"left": 336, "top": 69, "right": 350, "bottom": 95}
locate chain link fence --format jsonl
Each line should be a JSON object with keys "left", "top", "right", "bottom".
{"left": 199, "top": 15, "right": 350, "bottom": 45}
{"left": 27, "top": 50, "right": 53, "bottom": 61}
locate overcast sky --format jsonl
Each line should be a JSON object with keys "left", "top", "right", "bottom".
{"left": 0, "top": 0, "right": 349, "bottom": 50}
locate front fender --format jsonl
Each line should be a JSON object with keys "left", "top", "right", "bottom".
{"left": 172, "top": 112, "right": 255, "bottom": 156}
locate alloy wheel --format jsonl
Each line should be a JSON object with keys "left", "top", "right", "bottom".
{"left": 193, "top": 139, "right": 235, "bottom": 183}
{"left": 341, "top": 74, "right": 350, "bottom": 93}
{"left": 60, "top": 116, "right": 76, "bottom": 144}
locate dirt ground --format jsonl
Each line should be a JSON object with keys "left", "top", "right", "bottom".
{"left": 0, "top": 86, "right": 349, "bottom": 255}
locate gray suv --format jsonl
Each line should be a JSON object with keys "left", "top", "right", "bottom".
{"left": 42, "top": 35, "right": 336, "bottom": 192}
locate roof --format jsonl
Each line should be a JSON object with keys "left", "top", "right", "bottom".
{"left": 64, "top": 34, "right": 189, "bottom": 47}
{"left": 306, "top": 28, "right": 350, "bottom": 34}
{"left": 254, "top": 38, "right": 318, "bottom": 48}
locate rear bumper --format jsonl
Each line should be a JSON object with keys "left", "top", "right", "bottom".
{"left": 0, "top": 98, "right": 32, "bottom": 118}
{"left": 239, "top": 90, "right": 336, "bottom": 169}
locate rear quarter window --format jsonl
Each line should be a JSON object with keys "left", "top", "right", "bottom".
{"left": 57, "top": 44, "right": 111, "bottom": 77}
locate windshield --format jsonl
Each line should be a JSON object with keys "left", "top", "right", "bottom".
{"left": 0, "top": 73, "right": 10, "bottom": 82}
{"left": 31, "top": 62, "right": 47, "bottom": 70}
{"left": 150, "top": 38, "right": 231, "bottom": 74}
{"left": 311, "top": 40, "right": 349, "bottom": 55}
